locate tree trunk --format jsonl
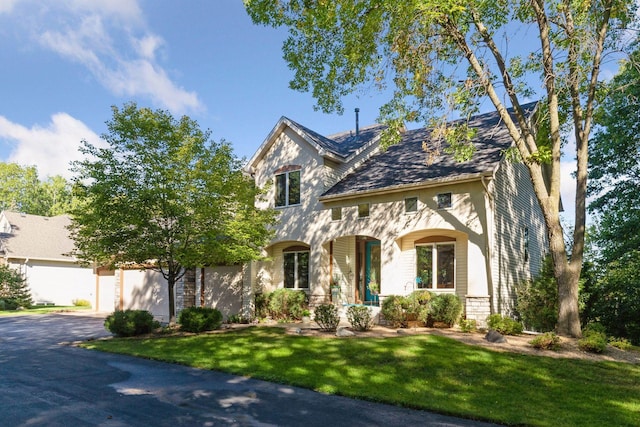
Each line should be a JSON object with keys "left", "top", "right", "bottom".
{"left": 167, "top": 274, "right": 176, "bottom": 325}
{"left": 545, "top": 206, "right": 582, "bottom": 338}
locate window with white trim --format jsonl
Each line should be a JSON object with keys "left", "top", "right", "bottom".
{"left": 358, "top": 203, "right": 370, "bottom": 218}
{"left": 331, "top": 207, "right": 342, "bottom": 221}
{"left": 437, "top": 192, "right": 452, "bottom": 209}
{"left": 275, "top": 169, "right": 301, "bottom": 207}
{"left": 405, "top": 197, "right": 418, "bottom": 213}
{"left": 416, "top": 239, "right": 455, "bottom": 289}
{"left": 283, "top": 245, "right": 309, "bottom": 289}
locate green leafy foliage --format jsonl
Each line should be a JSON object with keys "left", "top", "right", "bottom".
{"left": 69, "top": 103, "right": 277, "bottom": 322}
{"left": 346, "top": 305, "right": 374, "bottom": 331}
{"left": 405, "top": 290, "right": 433, "bottom": 323}
{"left": 381, "top": 295, "right": 407, "bottom": 328}
{"left": 515, "top": 256, "right": 558, "bottom": 332}
{"left": 0, "top": 163, "right": 75, "bottom": 216}
{"left": 72, "top": 299, "right": 91, "bottom": 307}
{"left": 104, "top": 310, "right": 160, "bottom": 337}
{"left": 429, "top": 293, "right": 463, "bottom": 327}
{"left": 608, "top": 337, "right": 632, "bottom": 351}
{"left": 578, "top": 326, "right": 608, "bottom": 353}
{"left": 459, "top": 319, "right": 477, "bottom": 333}
{"left": 267, "top": 289, "right": 308, "bottom": 321}
{"left": 486, "top": 314, "right": 523, "bottom": 335}
{"left": 0, "top": 264, "right": 32, "bottom": 310}
{"left": 313, "top": 303, "right": 339, "bottom": 332}
{"left": 585, "top": 251, "right": 640, "bottom": 345}
{"left": 178, "top": 307, "right": 223, "bottom": 333}
{"left": 529, "top": 332, "right": 562, "bottom": 350}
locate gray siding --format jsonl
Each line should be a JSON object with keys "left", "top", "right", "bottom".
{"left": 492, "top": 160, "right": 548, "bottom": 316}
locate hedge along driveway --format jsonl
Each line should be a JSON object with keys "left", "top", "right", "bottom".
{"left": 81, "top": 327, "right": 640, "bottom": 426}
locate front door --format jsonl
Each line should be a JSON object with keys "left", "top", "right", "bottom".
{"left": 365, "top": 241, "right": 381, "bottom": 304}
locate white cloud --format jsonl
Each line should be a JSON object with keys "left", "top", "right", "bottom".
{"left": 11, "top": 0, "right": 202, "bottom": 115}
{"left": 0, "top": 0, "right": 19, "bottom": 14}
{"left": 0, "top": 114, "right": 101, "bottom": 179}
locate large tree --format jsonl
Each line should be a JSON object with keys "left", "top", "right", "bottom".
{"left": 69, "top": 103, "right": 277, "bottom": 323}
{"left": 588, "top": 38, "right": 640, "bottom": 264}
{"left": 245, "top": 0, "right": 637, "bottom": 337}
{"left": 0, "top": 163, "right": 73, "bottom": 216}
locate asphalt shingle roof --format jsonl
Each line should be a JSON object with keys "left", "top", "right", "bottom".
{"left": 0, "top": 211, "right": 77, "bottom": 262}
{"left": 321, "top": 103, "right": 537, "bottom": 199}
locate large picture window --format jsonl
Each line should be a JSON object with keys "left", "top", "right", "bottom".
{"left": 416, "top": 243, "right": 455, "bottom": 289}
{"left": 275, "top": 169, "right": 301, "bottom": 207}
{"left": 283, "top": 246, "right": 309, "bottom": 289}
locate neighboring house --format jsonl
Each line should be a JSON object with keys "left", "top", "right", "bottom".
{"left": 0, "top": 211, "right": 94, "bottom": 306}
{"left": 245, "top": 103, "right": 548, "bottom": 325}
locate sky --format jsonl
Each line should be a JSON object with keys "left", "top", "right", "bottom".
{"left": 0, "top": 0, "right": 626, "bottom": 224}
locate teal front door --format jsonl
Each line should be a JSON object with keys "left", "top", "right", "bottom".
{"left": 365, "top": 241, "right": 381, "bottom": 304}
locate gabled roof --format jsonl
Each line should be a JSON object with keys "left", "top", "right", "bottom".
{"left": 321, "top": 102, "right": 538, "bottom": 200}
{"left": 0, "top": 211, "right": 77, "bottom": 262}
{"left": 246, "top": 116, "right": 387, "bottom": 171}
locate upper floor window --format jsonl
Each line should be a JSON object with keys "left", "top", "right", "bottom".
{"left": 331, "top": 207, "right": 342, "bottom": 221}
{"left": 437, "top": 192, "right": 452, "bottom": 209}
{"left": 275, "top": 168, "right": 301, "bottom": 207}
{"left": 405, "top": 197, "right": 418, "bottom": 213}
{"left": 358, "top": 203, "right": 370, "bottom": 218}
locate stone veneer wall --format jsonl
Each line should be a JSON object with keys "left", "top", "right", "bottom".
{"left": 465, "top": 295, "right": 491, "bottom": 328}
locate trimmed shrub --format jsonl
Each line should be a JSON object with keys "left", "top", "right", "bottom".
{"left": 346, "top": 305, "right": 374, "bottom": 331}
{"left": 486, "top": 314, "right": 524, "bottom": 335}
{"left": 429, "top": 293, "right": 463, "bottom": 327}
{"left": 226, "top": 313, "right": 251, "bottom": 324}
{"left": 104, "top": 310, "right": 159, "bottom": 337}
{"left": 255, "top": 292, "right": 270, "bottom": 319}
{"left": 314, "top": 303, "right": 339, "bottom": 331}
{"left": 267, "top": 289, "right": 309, "bottom": 321}
{"left": 405, "top": 290, "right": 433, "bottom": 323}
{"left": 459, "top": 319, "right": 477, "bottom": 333}
{"left": 381, "top": 295, "right": 407, "bottom": 328}
{"left": 529, "top": 332, "right": 562, "bottom": 350}
{"left": 178, "top": 307, "right": 223, "bottom": 333}
{"left": 72, "top": 299, "right": 92, "bottom": 307}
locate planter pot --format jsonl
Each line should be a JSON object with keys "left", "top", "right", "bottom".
{"left": 302, "top": 316, "right": 311, "bottom": 324}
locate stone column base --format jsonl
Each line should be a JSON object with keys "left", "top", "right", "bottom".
{"left": 465, "top": 295, "right": 491, "bottom": 328}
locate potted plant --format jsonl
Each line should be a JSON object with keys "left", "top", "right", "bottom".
{"left": 302, "top": 309, "right": 311, "bottom": 324}
{"left": 368, "top": 270, "right": 379, "bottom": 295}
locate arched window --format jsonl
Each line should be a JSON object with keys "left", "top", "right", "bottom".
{"left": 415, "top": 236, "right": 455, "bottom": 290}
{"left": 283, "top": 245, "right": 309, "bottom": 289}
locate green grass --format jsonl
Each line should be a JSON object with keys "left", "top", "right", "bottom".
{"left": 0, "top": 306, "right": 92, "bottom": 316}
{"left": 81, "top": 326, "right": 640, "bottom": 426}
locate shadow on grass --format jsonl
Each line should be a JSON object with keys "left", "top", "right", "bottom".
{"left": 83, "top": 326, "right": 640, "bottom": 427}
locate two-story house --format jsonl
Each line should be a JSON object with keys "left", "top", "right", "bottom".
{"left": 244, "top": 102, "right": 548, "bottom": 325}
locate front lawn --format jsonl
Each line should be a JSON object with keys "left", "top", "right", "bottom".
{"left": 81, "top": 326, "right": 640, "bottom": 426}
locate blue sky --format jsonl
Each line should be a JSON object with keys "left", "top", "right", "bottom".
{"left": 0, "top": 0, "right": 388, "bottom": 179}
{"left": 1, "top": 0, "right": 631, "bottom": 223}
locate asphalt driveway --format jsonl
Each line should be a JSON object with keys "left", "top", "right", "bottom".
{"left": 0, "top": 313, "right": 500, "bottom": 426}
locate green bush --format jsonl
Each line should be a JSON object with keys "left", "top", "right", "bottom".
{"left": 314, "top": 303, "right": 339, "bottom": 331}
{"left": 104, "top": 310, "right": 160, "bottom": 337}
{"left": 0, "top": 264, "right": 32, "bottom": 310}
{"left": 608, "top": 337, "right": 632, "bottom": 351}
{"left": 486, "top": 314, "right": 523, "bottom": 335}
{"left": 429, "top": 293, "right": 463, "bottom": 327}
{"left": 72, "top": 298, "right": 92, "bottom": 307}
{"left": 346, "top": 305, "right": 374, "bottom": 331}
{"left": 529, "top": 332, "right": 562, "bottom": 350}
{"left": 578, "top": 330, "right": 608, "bottom": 353}
{"left": 515, "top": 255, "right": 558, "bottom": 332}
{"left": 226, "top": 313, "right": 251, "bottom": 324}
{"left": 459, "top": 319, "right": 477, "bottom": 333}
{"left": 255, "top": 292, "right": 270, "bottom": 319}
{"left": 261, "top": 289, "right": 308, "bottom": 321}
{"left": 381, "top": 295, "right": 407, "bottom": 328}
{"left": 178, "top": 307, "right": 223, "bottom": 333}
{"left": 405, "top": 290, "right": 433, "bottom": 323}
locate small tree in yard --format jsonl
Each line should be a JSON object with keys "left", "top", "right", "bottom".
{"left": 69, "top": 103, "right": 277, "bottom": 323}
{"left": 0, "top": 264, "right": 32, "bottom": 309}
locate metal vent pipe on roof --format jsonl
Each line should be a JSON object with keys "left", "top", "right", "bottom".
{"left": 355, "top": 108, "right": 360, "bottom": 137}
